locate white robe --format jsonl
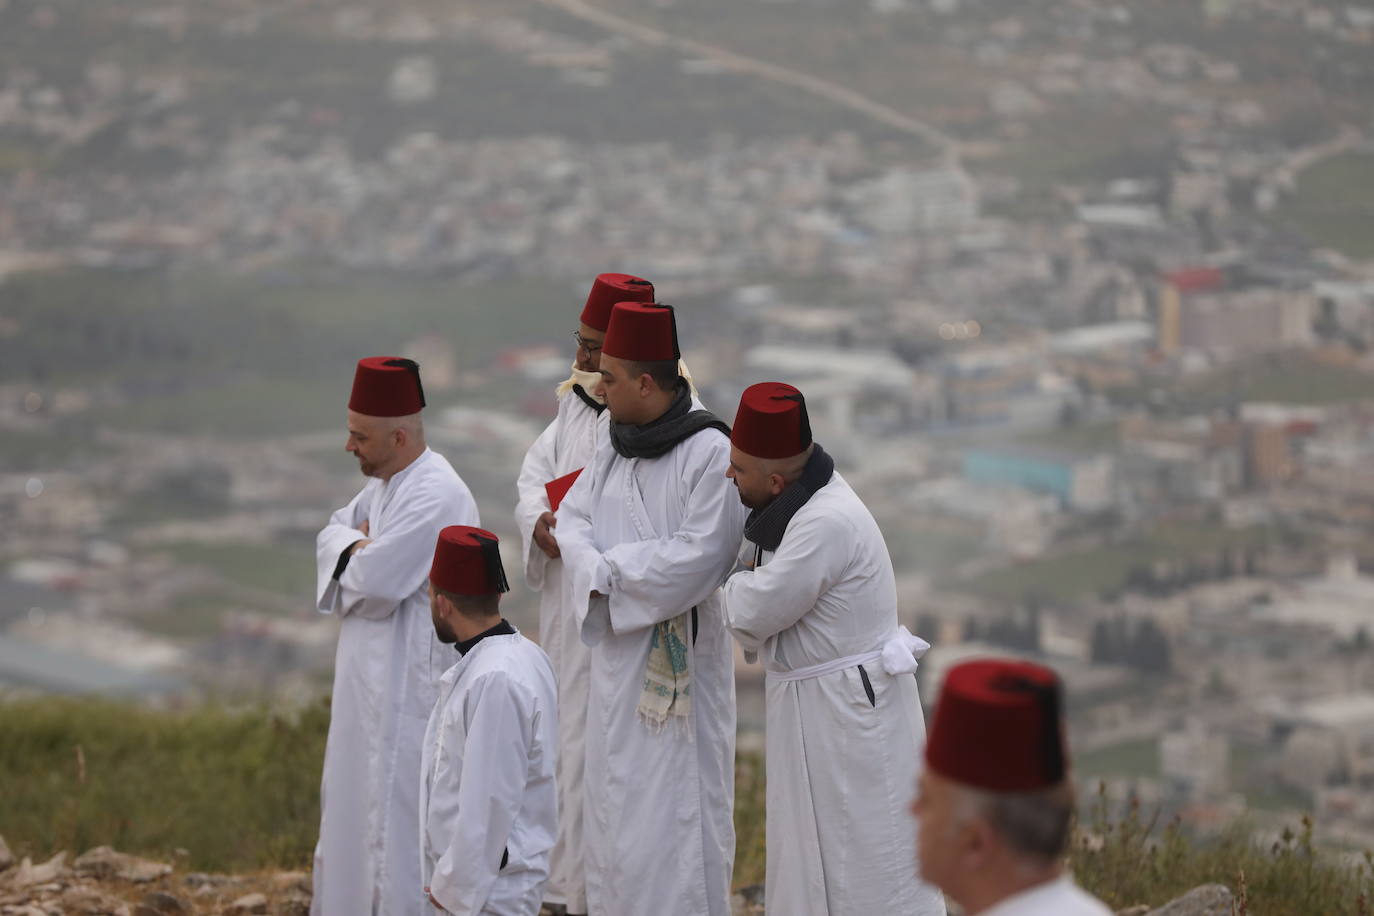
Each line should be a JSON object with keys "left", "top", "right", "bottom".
{"left": 512, "top": 389, "right": 604, "bottom": 913}
{"left": 721, "top": 472, "right": 947, "bottom": 916}
{"left": 419, "top": 631, "right": 559, "bottom": 916}
{"left": 980, "top": 876, "right": 1112, "bottom": 915}
{"left": 556, "top": 409, "right": 748, "bottom": 916}
{"left": 313, "top": 448, "right": 480, "bottom": 916}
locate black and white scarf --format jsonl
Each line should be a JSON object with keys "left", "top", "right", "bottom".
{"left": 743, "top": 443, "right": 835, "bottom": 552}
{"left": 609, "top": 380, "right": 730, "bottom": 460}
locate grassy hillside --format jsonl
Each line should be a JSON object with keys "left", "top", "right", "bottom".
{"left": 2, "top": 698, "right": 1371, "bottom": 911}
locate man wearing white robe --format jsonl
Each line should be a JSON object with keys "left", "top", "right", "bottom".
{"left": 419, "top": 525, "right": 558, "bottom": 916}
{"left": 721, "top": 382, "right": 947, "bottom": 916}
{"left": 555, "top": 301, "right": 747, "bottom": 916}
{"left": 513, "top": 272, "right": 654, "bottom": 915}
{"left": 913, "top": 658, "right": 1111, "bottom": 916}
{"left": 313, "top": 357, "right": 480, "bottom": 916}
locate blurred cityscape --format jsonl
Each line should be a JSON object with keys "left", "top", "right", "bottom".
{"left": 3, "top": 0, "right": 1374, "bottom": 855}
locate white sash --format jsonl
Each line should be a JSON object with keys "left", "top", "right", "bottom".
{"left": 765, "top": 626, "right": 930, "bottom": 683}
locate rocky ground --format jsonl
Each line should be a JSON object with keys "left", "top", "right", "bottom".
{"left": 2, "top": 834, "right": 1233, "bottom": 915}
{"left": 0, "top": 837, "right": 308, "bottom": 916}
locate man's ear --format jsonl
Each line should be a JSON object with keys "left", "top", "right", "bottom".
{"left": 637, "top": 372, "right": 654, "bottom": 398}
{"left": 769, "top": 472, "right": 787, "bottom": 496}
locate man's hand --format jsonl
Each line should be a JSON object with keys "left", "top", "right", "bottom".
{"left": 358, "top": 520, "right": 370, "bottom": 536}
{"left": 534, "top": 511, "right": 560, "bottom": 559}
{"left": 350, "top": 539, "right": 372, "bottom": 556}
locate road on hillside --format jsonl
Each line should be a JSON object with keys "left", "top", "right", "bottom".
{"left": 537, "top": 0, "right": 965, "bottom": 169}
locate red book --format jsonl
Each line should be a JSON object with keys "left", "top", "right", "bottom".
{"left": 545, "top": 468, "right": 584, "bottom": 513}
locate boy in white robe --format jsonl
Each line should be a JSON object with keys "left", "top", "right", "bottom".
{"left": 913, "top": 658, "right": 1111, "bottom": 916}
{"left": 721, "top": 382, "right": 947, "bottom": 916}
{"left": 419, "top": 526, "right": 558, "bottom": 916}
{"left": 555, "top": 301, "right": 748, "bottom": 916}
{"left": 313, "top": 357, "right": 480, "bottom": 916}
{"left": 513, "top": 272, "right": 654, "bottom": 916}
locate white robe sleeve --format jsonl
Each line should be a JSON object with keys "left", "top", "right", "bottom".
{"left": 514, "top": 415, "right": 561, "bottom": 592}
{"left": 551, "top": 454, "right": 600, "bottom": 614}
{"left": 426, "top": 672, "right": 535, "bottom": 916}
{"left": 315, "top": 488, "right": 370, "bottom": 612}
{"left": 333, "top": 487, "right": 479, "bottom": 621}
{"left": 599, "top": 442, "right": 746, "bottom": 634}
{"left": 722, "top": 511, "right": 843, "bottom": 655}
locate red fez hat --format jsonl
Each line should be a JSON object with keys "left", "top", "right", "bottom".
{"left": 602, "top": 301, "right": 680, "bottom": 363}
{"left": 925, "top": 658, "right": 1067, "bottom": 792}
{"left": 581, "top": 273, "right": 656, "bottom": 332}
{"left": 349, "top": 357, "right": 426, "bottom": 417}
{"left": 732, "top": 382, "right": 813, "bottom": 459}
{"left": 430, "top": 526, "right": 510, "bottom": 596}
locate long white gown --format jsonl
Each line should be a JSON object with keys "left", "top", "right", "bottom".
{"left": 313, "top": 447, "right": 479, "bottom": 916}
{"left": 555, "top": 408, "right": 748, "bottom": 916}
{"left": 512, "top": 388, "right": 603, "bottom": 913}
{"left": 721, "top": 472, "right": 947, "bottom": 916}
{"left": 419, "top": 630, "right": 559, "bottom": 916}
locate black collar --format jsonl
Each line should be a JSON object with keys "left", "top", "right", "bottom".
{"left": 455, "top": 619, "right": 515, "bottom": 656}
{"left": 572, "top": 384, "right": 606, "bottom": 414}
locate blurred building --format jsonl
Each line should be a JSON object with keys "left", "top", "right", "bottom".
{"left": 962, "top": 446, "right": 1115, "bottom": 512}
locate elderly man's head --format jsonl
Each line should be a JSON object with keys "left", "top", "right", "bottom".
{"left": 912, "top": 658, "right": 1073, "bottom": 913}
{"left": 913, "top": 768, "right": 1074, "bottom": 905}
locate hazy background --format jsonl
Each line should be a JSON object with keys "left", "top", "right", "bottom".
{"left": 3, "top": 0, "right": 1374, "bottom": 848}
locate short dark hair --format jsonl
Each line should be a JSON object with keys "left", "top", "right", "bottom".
{"left": 623, "top": 359, "right": 680, "bottom": 392}
{"left": 435, "top": 587, "right": 501, "bottom": 620}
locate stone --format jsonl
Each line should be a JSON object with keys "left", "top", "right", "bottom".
{"left": 7, "top": 852, "right": 68, "bottom": 889}
{"left": 268, "top": 872, "right": 310, "bottom": 895}
{"left": 225, "top": 892, "right": 268, "bottom": 914}
{"left": 1117, "top": 907, "right": 1151, "bottom": 916}
{"left": 1145, "top": 884, "right": 1235, "bottom": 916}
{"left": 136, "top": 890, "right": 190, "bottom": 915}
{"left": 729, "top": 883, "right": 765, "bottom": 916}
{"left": 63, "top": 884, "right": 135, "bottom": 915}
{"left": 272, "top": 892, "right": 311, "bottom": 916}
{"left": 0, "top": 834, "right": 14, "bottom": 872}
{"left": 73, "top": 848, "right": 172, "bottom": 883}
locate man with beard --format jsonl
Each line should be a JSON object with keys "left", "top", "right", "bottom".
{"left": 419, "top": 526, "right": 558, "bottom": 915}
{"left": 554, "top": 301, "right": 747, "bottom": 916}
{"left": 313, "top": 356, "right": 479, "bottom": 915}
{"left": 913, "top": 659, "right": 1110, "bottom": 915}
{"left": 513, "top": 272, "right": 654, "bottom": 916}
{"left": 721, "top": 382, "right": 946, "bottom": 916}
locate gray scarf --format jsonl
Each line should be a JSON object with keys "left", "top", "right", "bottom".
{"left": 609, "top": 381, "right": 730, "bottom": 460}
{"left": 743, "top": 443, "right": 835, "bottom": 552}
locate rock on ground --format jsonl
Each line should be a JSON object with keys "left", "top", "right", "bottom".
{"left": 7, "top": 851, "right": 69, "bottom": 889}
{"left": 224, "top": 892, "right": 268, "bottom": 914}
{"left": 75, "top": 847, "right": 174, "bottom": 883}
{"left": 1144, "top": 884, "right": 1235, "bottom": 916}
{"left": 0, "top": 834, "right": 14, "bottom": 872}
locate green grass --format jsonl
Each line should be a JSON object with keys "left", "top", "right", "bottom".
{"left": 1018, "top": 421, "right": 1120, "bottom": 453}
{"left": 136, "top": 588, "right": 242, "bottom": 639}
{"left": 3, "top": 698, "right": 1372, "bottom": 911}
{"left": 1077, "top": 739, "right": 1160, "bottom": 780}
{"left": 1075, "top": 795, "right": 1374, "bottom": 915}
{"left": 1, "top": 266, "right": 576, "bottom": 437}
{"left": 1271, "top": 153, "right": 1374, "bottom": 261}
{"left": 886, "top": 522, "right": 986, "bottom": 578}
{"left": 146, "top": 541, "right": 315, "bottom": 598}
{"left": 0, "top": 698, "right": 329, "bottom": 871}
{"left": 954, "top": 522, "right": 1275, "bottom": 604}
